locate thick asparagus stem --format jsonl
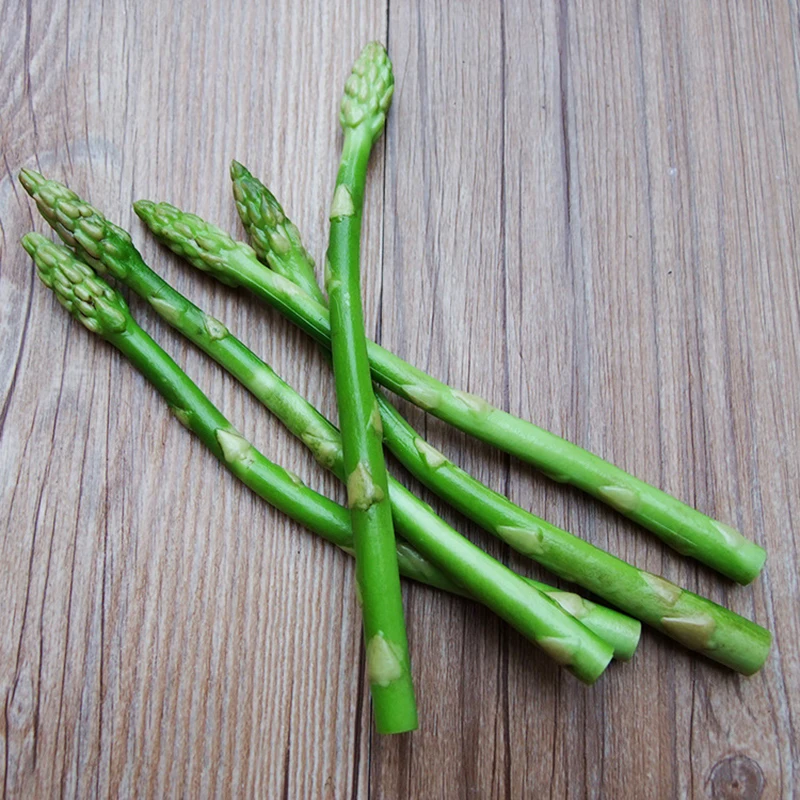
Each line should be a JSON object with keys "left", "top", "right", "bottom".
{"left": 18, "top": 171, "right": 631, "bottom": 664}
{"left": 128, "top": 198, "right": 771, "bottom": 673}
{"left": 129, "top": 199, "right": 765, "bottom": 586}
{"left": 229, "top": 167, "right": 773, "bottom": 675}
{"left": 21, "top": 231, "right": 616, "bottom": 684}
{"left": 322, "top": 43, "right": 418, "bottom": 733}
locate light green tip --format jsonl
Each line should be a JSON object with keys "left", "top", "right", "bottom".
{"left": 18, "top": 170, "right": 135, "bottom": 280}
{"left": 21, "top": 233, "right": 130, "bottom": 337}
{"left": 133, "top": 199, "right": 256, "bottom": 287}
{"left": 230, "top": 161, "right": 312, "bottom": 265}
{"left": 339, "top": 42, "right": 394, "bottom": 142}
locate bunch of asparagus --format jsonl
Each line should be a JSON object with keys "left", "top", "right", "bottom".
{"left": 19, "top": 42, "right": 770, "bottom": 735}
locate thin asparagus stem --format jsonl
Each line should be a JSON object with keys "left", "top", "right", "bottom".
{"left": 129, "top": 190, "right": 765, "bottom": 585}
{"left": 21, "top": 230, "right": 616, "bottom": 685}
{"left": 321, "top": 42, "right": 416, "bottom": 733}
{"left": 227, "top": 167, "right": 773, "bottom": 675}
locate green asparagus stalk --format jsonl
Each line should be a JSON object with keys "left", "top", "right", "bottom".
{"left": 321, "top": 43, "right": 418, "bottom": 733}
{"left": 21, "top": 231, "right": 617, "bottom": 685}
{"left": 227, "top": 165, "right": 773, "bottom": 675}
{"left": 133, "top": 195, "right": 764, "bottom": 588}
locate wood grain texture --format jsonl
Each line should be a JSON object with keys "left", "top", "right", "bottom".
{"left": 1, "top": 1, "right": 797, "bottom": 797}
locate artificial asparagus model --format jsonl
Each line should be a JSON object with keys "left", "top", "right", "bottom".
{"left": 322, "top": 43, "right": 416, "bottom": 732}
{"left": 224, "top": 164, "right": 774, "bottom": 675}
{"left": 134, "top": 192, "right": 764, "bottom": 586}
{"left": 21, "top": 230, "right": 618, "bottom": 684}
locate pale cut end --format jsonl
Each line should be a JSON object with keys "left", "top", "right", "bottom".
{"left": 366, "top": 632, "right": 405, "bottom": 687}
{"left": 339, "top": 41, "right": 394, "bottom": 142}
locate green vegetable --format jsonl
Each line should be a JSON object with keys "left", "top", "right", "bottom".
{"left": 132, "top": 192, "right": 765, "bottom": 586}
{"left": 21, "top": 230, "right": 617, "bottom": 685}
{"left": 229, "top": 165, "right": 772, "bottom": 675}
{"left": 24, "top": 172, "right": 636, "bottom": 663}
{"left": 324, "top": 42, "right": 416, "bottom": 733}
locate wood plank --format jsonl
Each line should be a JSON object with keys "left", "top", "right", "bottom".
{"left": 0, "top": 0, "right": 798, "bottom": 797}
{"left": 378, "top": 1, "right": 515, "bottom": 797}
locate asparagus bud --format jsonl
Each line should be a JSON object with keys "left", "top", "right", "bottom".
{"left": 230, "top": 161, "right": 325, "bottom": 304}
{"left": 21, "top": 233, "right": 129, "bottom": 337}
{"left": 19, "top": 169, "right": 135, "bottom": 281}
{"left": 339, "top": 41, "right": 394, "bottom": 143}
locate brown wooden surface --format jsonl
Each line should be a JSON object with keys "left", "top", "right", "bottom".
{"left": 1, "top": 1, "right": 798, "bottom": 797}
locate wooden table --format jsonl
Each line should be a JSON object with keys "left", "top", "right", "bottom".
{"left": 1, "top": 2, "right": 797, "bottom": 797}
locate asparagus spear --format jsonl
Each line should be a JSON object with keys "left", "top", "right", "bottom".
{"left": 321, "top": 42, "right": 419, "bottom": 733}
{"left": 21, "top": 231, "right": 616, "bottom": 684}
{"left": 227, "top": 165, "right": 773, "bottom": 675}
{"left": 131, "top": 199, "right": 764, "bottom": 588}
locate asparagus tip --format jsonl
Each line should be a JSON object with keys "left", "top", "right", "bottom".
{"left": 20, "top": 230, "right": 42, "bottom": 258}
{"left": 132, "top": 199, "right": 156, "bottom": 220}
{"left": 230, "top": 159, "right": 248, "bottom": 181}
{"left": 21, "top": 232, "right": 130, "bottom": 336}
{"left": 19, "top": 167, "right": 46, "bottom": 194}
{"left": 340, "top": 41, "right": 394, "bottom": 141}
